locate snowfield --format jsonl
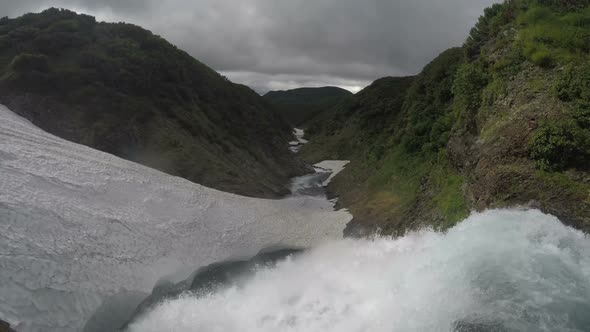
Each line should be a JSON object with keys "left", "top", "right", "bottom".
{"left": 0, "top": 105, "right": 352, "bottom": 331}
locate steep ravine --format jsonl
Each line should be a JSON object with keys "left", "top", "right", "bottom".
{"left": 3, "top": 2, "right": 590, "bottom": 331}
{"left": 2, "top": 106, "right": 590, "bottom": 332}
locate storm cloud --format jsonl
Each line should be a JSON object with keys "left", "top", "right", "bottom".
{"left": 1, "top": 0, "right": 499, "bottom": 93}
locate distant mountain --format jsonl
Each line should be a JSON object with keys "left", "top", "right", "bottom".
{"left": 0, "top": 8, "right": 308, "bottom": 197}
{"left": 264, "top": 86, "right": 352, "bottom": 126}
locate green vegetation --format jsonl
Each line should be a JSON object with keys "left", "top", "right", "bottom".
{"left": 529, "top": 120, "right": 590, "bottom": 171}
{"left": 303, "top": 76, "right": 414, "bottom": 162}
{"left": 9, "top": 53, "right": 50, "bottom": 73}
{"left": 555, "top": 63, "right": 590, "bottom": 102}
{"left": 0, "top": 8, "right": 306, "bottom": 197}
{"left": 464, "top": 2, "right": 517, "bottom": 59}
{"left": 401, "top": 48, "right": 465, "bottom": 153}
{"left": 263, "top": 87, "right": 352, "bottom": 126}
{"left": 302, "top": 51, "right": 469, "bottom": 233}
{"left": 535, "top": 170, "right": 590, "bottom": 202}
{"left": 367, "top": 148, "right": 468, "bottom": 232}
{"left": 303, "top": 0, "right": 590, "bottom": 234}
{"left": 529, "top": 60, "right": 590, "bottom": 171}
{"left": 452, "top": 62, "right": 489, "bottom": 130}
{"left": 430, "top": 163, "right": 470, "bottom": 229}
{"left": 518, "top": 4, "right": 590, "bottom": 67}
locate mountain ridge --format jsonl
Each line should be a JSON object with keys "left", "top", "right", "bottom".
{"left": 0, "top": 8, "right": 308, "bottom": 198}
{"left": 264, "top": 86, "right": 352, "bottom": 126}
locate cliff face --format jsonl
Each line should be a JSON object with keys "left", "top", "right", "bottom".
{"left": 302, "top": 0, "right": 590, "bottom": 235}
{"left": 0, "top": 8, "right": 308, "bottom": 198}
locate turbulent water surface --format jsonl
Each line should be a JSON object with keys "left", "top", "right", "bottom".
{"left": 129, "top": 209, "right": 590, "bottom": 332}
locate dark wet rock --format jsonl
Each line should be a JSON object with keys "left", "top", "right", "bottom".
{"left": 82, "top": 291, "right": 148, "bottom": 332}
{"left": 190, "top": 249, "right": 301, "bottom": 292}
{"left": 0, "top": 319, "right": 16, "bottom": 332}
{"left": 342, "top": 218, "right": 377, "bottom": 238}
{"left": 120, "top": 248, "right": 303, "bottom": 330}
{"left": 452, "top": 319, "right": 507, "bottom": 332}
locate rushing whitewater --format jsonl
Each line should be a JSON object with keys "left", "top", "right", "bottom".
{"left": 0, "top": 105, "right": 352, "bottom": 331}
{"left": 129, "top": 209, "right": 590, "bottom": 332}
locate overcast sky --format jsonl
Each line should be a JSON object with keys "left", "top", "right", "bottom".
{"left": 2, "top": 0, "right": 498, "bottom": 93}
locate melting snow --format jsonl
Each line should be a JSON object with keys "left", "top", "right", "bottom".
{"left": 313, "top": 160, "right": 351, "bottom": 186}
{"left": 0, "top": 105, "right": 352, "bottom": 331}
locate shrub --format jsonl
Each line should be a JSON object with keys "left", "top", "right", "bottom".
{"left": 464, "top": 1, "right": 517, "bottom": 58}
{"left": 401, "top": 48, "right": 464, "bottom": 153}
{"left": 561, "top": 7, "right": 590, "bottom": 26}
{"left": 535, "top": 0, "right": 590, "bottom": 11}
{"left": 573, "top": 101, "right": 590, "bottom": 127}
{"left": 10, "top": 53, "right": 49, "bottom": 73}
{"left": 530, "top": 48, "right": 555, "bottom": 67}
{"left": 519, "top": 6, "right": 556, "bottom": 24}
{"left": 452, "top": 62, "right": 489, "bottom": 127}
{"left": 48, "top": 19, "right": 79, "bottom": 32}
{"left": 519, "top": 2, "right": 590, "bottom": 66}
{"left": 554, "top": 62, "right": 590, "bottom": 101}
{"left": 530, "top": 120, "right": 590, "bottom": 171}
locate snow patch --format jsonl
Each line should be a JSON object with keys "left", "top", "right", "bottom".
{"left": 313, "top": 160, "right": 350, "bottom": 186}
{"left": 0, "top": 105, "right": 352, "bottom": 331}
{"left": 289, "top": 128, "right": 308, "bottom": 153}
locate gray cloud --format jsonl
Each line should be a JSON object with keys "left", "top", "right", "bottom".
{"left": 1, "top": 0, "right": 499, "bottom": 93}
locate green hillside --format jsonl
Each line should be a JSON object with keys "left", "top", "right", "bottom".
{"left": 0, "top": 8, "right": 308, "bottom": 197}
{"left": 302, "top": 0, "right": 590, "bottom": 235}
{"left": 264, "top": 86, "right": 352, "bottom": 126}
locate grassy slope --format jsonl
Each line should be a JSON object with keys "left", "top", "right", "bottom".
{"left": 302, "top": 52, "right": 468, "bottom": 235}
{"left": 302, "top": 0, "right": 590, "bottom": 234}
{"left": 453, "top": 0, "right": 590, "bottom": 231}
{"left": 0, "top": 8, "right": 308, "bottom": 198}
{"left": 263, "top": 87, "right": 352, "bottom": 126}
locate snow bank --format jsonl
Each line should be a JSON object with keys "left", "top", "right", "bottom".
{"left": 0, "top": 105, "right": 352, "bottom": 331}
{"left": 313, "top": 160, "right": 350, "bottom": 186}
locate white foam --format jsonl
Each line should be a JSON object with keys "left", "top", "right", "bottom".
{"left": 128, "top": 209, "right": 590, "bottom": 332}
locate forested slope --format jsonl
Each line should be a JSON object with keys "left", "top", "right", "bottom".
{"left": 264, "top": 86, "right": 352, "bottom": 126}
{"left": 0, "top": 8, "right": 307, "bottom": 197}
{"left": 302, "top": 0, "right": 590, "bottom": 234}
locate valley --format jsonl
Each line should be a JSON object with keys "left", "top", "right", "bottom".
{"left": 2, "top": 1, "right": 590, "bottom": 331}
